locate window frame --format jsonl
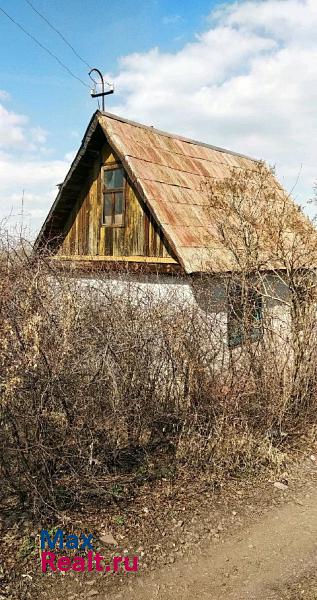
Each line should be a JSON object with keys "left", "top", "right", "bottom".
{"left": 227, "top": 281, "right": 263, "bottom": 348}
{"left": 102, "top": 163, "right": 126, "bottom": 228}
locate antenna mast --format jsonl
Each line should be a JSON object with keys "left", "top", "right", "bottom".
{"left": 89, "top": 68, "right": 114, "bottom": 111}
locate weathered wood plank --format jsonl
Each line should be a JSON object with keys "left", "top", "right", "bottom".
{"left": 96, "top": 167, "right": 102, "bottom": 255}
{"left": 127, "top": 186, "right": 144, "bottom": 256}
{"left": 113, "top": 227, "right": 125, "bottom": 255}
{"left": 99, "top": 224, "right": 105, "bottom": 255}
{"left": 105, "top": 226, "right": 113, "bottom": 255}
{"left": 53, "top": 255, "right": 178, "bottom": 263}
{"left": 57, "top": 141, "right": 175, "bottom": 263}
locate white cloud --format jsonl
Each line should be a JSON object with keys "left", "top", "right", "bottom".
{"left": 0, "top": 98, "right": 70, "bottom": 236}
{"left": 30, "top": 127, "right": 48, "bottom": 146}
{"left": 0, "top": 156, "right": 68, "bottom": 190}
{"left": 0, "top": 104, "right": 28, "bottom": 148}
{"left": 64, "top": 150, "right": 77, "bottom": 162}
{"left": 0, "top": 90, "right": 10, "bottom": 101}
{"left": 0, "top": 190, "right": 57, "bottom": 238}
{"left": 0, "top": 101, "right": 50, "bottom": 153}
{"left": 0, "top": 154, "right": 69, "bottom": 236}
{"left": 108, "top": 0, "right": 317, "bottom": 210}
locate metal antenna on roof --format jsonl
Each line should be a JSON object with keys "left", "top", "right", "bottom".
{"left": 89, "top": 68, "right": 114, "bottom": 112}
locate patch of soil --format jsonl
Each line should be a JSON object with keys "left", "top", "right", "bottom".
{"left": 2, "top": 446, "right": 317, "bottom": 600}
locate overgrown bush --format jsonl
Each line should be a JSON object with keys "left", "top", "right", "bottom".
{"left": 1, "top": 166, "right": 317, "bottom": 517}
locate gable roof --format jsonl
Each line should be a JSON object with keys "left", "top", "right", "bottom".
{"left": 35, "top": 110, "right": 317, "bottom": 273}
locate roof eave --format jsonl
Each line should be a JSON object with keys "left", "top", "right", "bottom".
{"left": 34, "top": 110, "right": 102, "bottom": 251}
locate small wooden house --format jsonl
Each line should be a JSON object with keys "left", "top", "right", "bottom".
{"left": 35, "top": 111, "right": 317, "bottom": 346}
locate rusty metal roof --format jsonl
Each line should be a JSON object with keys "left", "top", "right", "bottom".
{"left": 35, "top": 111, "right": 317, "bottom": 273}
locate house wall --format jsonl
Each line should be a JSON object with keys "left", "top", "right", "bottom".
{"left": 71, "top": 271, "right": 291, "bottom": 350}
{"left": 57, "top": 144, "right": 174, "bottom": 261}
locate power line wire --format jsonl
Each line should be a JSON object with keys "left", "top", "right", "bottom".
{"left": 0, "top": 4, "right": 90, "bottom": 88}
{"left": 24, "top": 0, "right": 91, "bottom": 70}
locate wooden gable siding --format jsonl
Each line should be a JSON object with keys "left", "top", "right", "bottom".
{"left": 58, "top": 144, "right": 173, "bottom": 260}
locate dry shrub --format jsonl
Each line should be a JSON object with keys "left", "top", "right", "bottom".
{"left": 1, "top": 170, "right": 317, "bottom": 517}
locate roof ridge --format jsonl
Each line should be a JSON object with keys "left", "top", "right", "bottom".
{"left": 99, "top": 110, "right": 259, "bottom": 162}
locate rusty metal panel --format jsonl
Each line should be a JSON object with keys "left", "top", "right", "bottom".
{"left": 37, "top": 110, "right": 317, "bottom": 275}
{"left": 126, "top": 156, "right": 204, "bottom": 190}
{"left": 163, "top": 225, "right": 209, "bottom": 248}
{"left": 139, "top": 180, "right": 211, "bottom": 207}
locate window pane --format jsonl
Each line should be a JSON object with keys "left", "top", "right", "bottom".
{"left": 104, "top": 192, "right": 112, "bottom": 225}
{"left": 227, "top": 282, "right": 263, "bottom": 347}
{"left": 104, "top": 168, "right": 124, "bottom": 189}
{"left": 114, "top": 192, "right": 124, "bottom": 225}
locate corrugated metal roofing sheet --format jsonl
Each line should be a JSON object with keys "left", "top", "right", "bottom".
{"left": 98, "top": 113, "right": 317, "bottom": 273}
{"left": 35, "top": 110, "right": 317, "bottom": 273}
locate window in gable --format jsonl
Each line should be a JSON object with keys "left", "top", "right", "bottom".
{"left": 103, "top": 165, "right": 125, "bottom": 226}
{"left": 227, "top": 281, "right": 263, "bottom": 347}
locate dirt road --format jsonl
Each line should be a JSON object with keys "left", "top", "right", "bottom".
{"left": 108, "top": 483, "right": 317, "bottom": 600}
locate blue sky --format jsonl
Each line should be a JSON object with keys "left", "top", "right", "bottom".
{"left": 0, "top": 0, "right": 317, "bottom": 235}
{"left": 0, "top": 0, "right": 222, "bottom": 160}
